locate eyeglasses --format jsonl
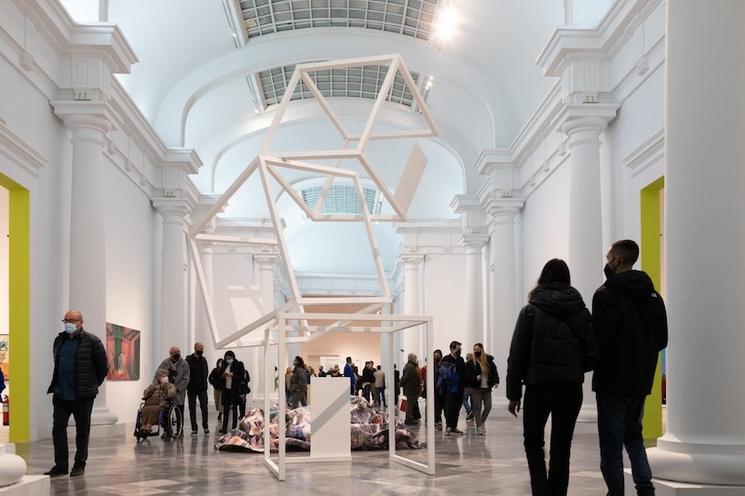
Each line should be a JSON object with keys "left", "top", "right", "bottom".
{"left": 61, "top": 319, "right": 81, "bottom": 323}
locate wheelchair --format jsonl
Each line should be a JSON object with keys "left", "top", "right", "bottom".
{"left": 133, "top": 399, "right": 183, "bottom": 441}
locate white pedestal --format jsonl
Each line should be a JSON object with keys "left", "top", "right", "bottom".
{"left": 309, "top": 377, "right": 350, "bottom": 462}
{"left": 625, "top": 471, "right": 745, "bottom": 496}
{"left": 0, "top": 476, "right": 50, "bottom": 496}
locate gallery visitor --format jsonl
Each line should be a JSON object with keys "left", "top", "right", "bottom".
{"left": 45, "top": 310, "right": 109, "bottom": 478}
{"left": 139, "top": 368, "right": 176, "bottom": 434}
{"left": 155, "top": 346, "right": 189, "bottom": 438}
{"left": 289, "top": 356, "right": 308, "bottom": 408}
{"left": 343, "top": 356, "right": 356, "bottom": 395}
{"left": 185, "top": 342, "right": 209, "bottom": 435}
{"left": 373, "top": 365, "right": 386, "bottom": 408}
{"left": 464, "top": 342, "right": 499, "bottom": 436}
{"left": 506, "top": 258, "right": 596, "bottom": 496}
{"left": 440, "top": 340, "right": 465, "bottom": 435}
{"left": 218, "top": 350, "right": 246, "bottom": 434}
{"left": 399, "top": 353, "right": 421, "bottom": 425}
{"left": 208, "top": 358, "right": 225, "bottom": 421}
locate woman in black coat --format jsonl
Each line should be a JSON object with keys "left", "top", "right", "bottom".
{"left": 463, "top": 343, "right": 499, "bottom": 435}
{"left": 506, "top": 259, "right": 597, "bottom": 496}
{"left": 288, "top": 356, "right": 308, "bottom": 408}
{"left": 218, "top": 350, "right": 246, "bottom": 434}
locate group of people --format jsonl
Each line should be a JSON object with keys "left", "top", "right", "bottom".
{"left": 42, "top": 239, "right": 667, "bottom": 496}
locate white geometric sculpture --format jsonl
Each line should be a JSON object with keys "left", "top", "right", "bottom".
{"left": 188, "top": 54, "right": 438, "bottom": 479}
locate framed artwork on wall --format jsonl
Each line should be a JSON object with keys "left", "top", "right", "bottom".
{"left": 106, "top": 323, "right": 140, "bottom": 381}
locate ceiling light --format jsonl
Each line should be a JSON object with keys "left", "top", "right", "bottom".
{"left": 432, "top": 3, "right": 460, "bottom": 43}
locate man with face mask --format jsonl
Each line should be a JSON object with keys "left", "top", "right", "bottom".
{"left": 45, "top": 310, "right": 109, "bottom": 478}
{"left": 593, "top": 240, "right": 668, "bottom": 496}
{"left": 186, "top": 342, "right": 209, "bottom": 435}
{"left": 439, "top": 340, "right": 465, "bottom": 435}
{"left": 155, "top": 346, "right": 190, "bottom": 438}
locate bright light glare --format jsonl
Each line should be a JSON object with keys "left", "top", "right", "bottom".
{"left": 433, "top": 4, "right": 460, "bottom": 42}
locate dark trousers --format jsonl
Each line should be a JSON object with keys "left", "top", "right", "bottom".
{"left": 362, "top": 383, "right": 372, "bottom": 402}
{"left": 434, "top": 391, "right": 444, "bottom": 424}
{"left": 523, "top": 383, "right": 583, "bottom": 496}
{"left": 187, "top": 389, "right": 209, "bottom": 431}
{"left": 596, "top": 392, "right": 654, "bottom": 496}
{"left": 222, "top": 391, "right": 238, "bottom": 431}
{"left": 52, "top": 395, "right": 95, "bottom": 471}
{"left": 405, "top": 394, "right": 419, "bottom": 423}
{"left": 444, "top": 390, "right": 464, "bottom": 429}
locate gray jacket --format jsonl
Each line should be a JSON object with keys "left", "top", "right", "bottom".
{"left": 155, "top": 358, "right": 190, "bottom": 406}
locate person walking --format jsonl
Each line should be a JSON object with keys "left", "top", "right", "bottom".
{"left": 44, "top": 310, "right": 109, "bottom": 478}
{"left": 439, "top": 340, "right": 465, "bottom": 435}
{"left": 155, "top": 346, "right": 190, "bottom": 438}
{"left": 289, "top": 356, "right": 308, "bottom": 408}
{"left": 400, "top": 353, "right": 421, "bottom": 425}
{"left": 506, "top": 259, "right": 597, "bottom": 496}
{"left": 208, "top": 358, "right": 225, "bottom": 422}
{"left": 218, "top": 350, "right": 246, "bottom": 434}
{"left": 430, "top": 350, "right": 444, "bottom": 430}
{"left": 593, "top": 240, "right": 668, "bottom": 496}
{"left": 361, "top": 361, "right": 375, "bottom": 403}
{"left": 186, "top": 342, "right": 209, "bottom": 435}
{"left": 343, "top": 356, "right": 356, "bottom": 396}
{"left": 462, "top": 352, "right": 474, "bottom": 421}
{"left": 464, "top": 343, "right": 499, "bottom": 435}
{"left": 373, "top": 365, "right": 387, "bottom": 408}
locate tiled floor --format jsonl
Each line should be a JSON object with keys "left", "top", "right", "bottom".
{"left": 14, "top": 406, "right": 610, "bottom": 495}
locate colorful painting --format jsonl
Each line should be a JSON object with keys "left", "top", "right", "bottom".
{"left": 106, "top": 323, "right": 140, "bottom": 381}
{"left": 0, "top": 334, "right": 8, "bottom": 379}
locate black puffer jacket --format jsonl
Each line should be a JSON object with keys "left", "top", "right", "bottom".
{"left": 592, "top": 270, "right": 668, "bottom": 396}
{"left": 506, "top": 284, "right": 597, "bottom": 401}
{"left": 464, "top": 354, "right": 499, "bottom": 389}
{"left": 186, "top": 353, "right": 209, "bottom": 393}
{"left": 48, "top": 329, "right": 108, "bottom": 398}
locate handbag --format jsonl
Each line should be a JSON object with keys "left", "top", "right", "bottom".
{"left": 399, "top": 395, "right": 408, "bottom": 412}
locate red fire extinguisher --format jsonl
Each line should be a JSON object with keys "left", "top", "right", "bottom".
{"left": 2, "top": 397, "right": 8, "bottom": 426}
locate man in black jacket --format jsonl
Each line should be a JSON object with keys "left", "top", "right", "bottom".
{"left": 186, "top": 342, "right": 209, "bottom": 435}
{"left": 440, "top": 340, "right": 465, "bottom": 435}
{"left": 593, "top": 240, "right": 668, "bottom": 496}
{"left": 45, "top": 310, "right": 108, "bottom": 478}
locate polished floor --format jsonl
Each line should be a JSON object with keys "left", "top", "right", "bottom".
{"left": 14, "top": 403, "right": 615, "bottom": 495}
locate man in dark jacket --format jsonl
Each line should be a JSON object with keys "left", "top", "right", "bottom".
{"left": 45, "top": 310, "right": 108, "bottom": 478}
{"left": 186, "top": 342, "right": 209, "bottom": 435}
{"left": 343, "top": 356, "right": 356, "bottom": 396}
{"left": 440, "top": 340, "right": 465, "bottom": 435}
{"left": 399, "top": 353, "right": 421, "bottom": 425}
{"left": 593, "top": 240, "right": 668, "bottom": 496}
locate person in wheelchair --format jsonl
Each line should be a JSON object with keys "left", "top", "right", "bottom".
{"left": 139, "top": 369, "right": 175, "bottom": 435}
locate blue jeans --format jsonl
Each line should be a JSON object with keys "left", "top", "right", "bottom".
{"left": 596, "top": 392, "right": 654, "bottom": 496}
{"left": 462, "top": 390, "right": 472, "bottom": 415}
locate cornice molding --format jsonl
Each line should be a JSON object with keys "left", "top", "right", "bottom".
{"left": 0, "top": 118, "right": 48, "bottom": 177}
{"left": 623, "top": 128, "right": 664, "bottom": 177}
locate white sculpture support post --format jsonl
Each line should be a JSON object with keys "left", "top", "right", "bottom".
{"left": 196, "top": 242, "right": 215, "bottom": 360}
{"left": 54, "top": 106, "right": 118, "bottom": 427}
{"left": 256, "top": 254, "right": 278, "bottom": 399}
{"left": 154, "top": 199, "right": 191, "bottom": 362}
{"left": 401, "top": 255, "right": 423, "bottom": 363}
{"left": 486, "top": 202, "right": 521, "bottom": 404}
{"left": 562, "top": 115, "right": 613, "bottom": 423}
{"left": 645, "top": 0, "right": 745, "bottom": 488}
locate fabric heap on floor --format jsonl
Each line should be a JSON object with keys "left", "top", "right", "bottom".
{"left": 215, "top": 396, "right": 423, "bottom": 452}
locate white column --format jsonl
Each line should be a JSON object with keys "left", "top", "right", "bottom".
{"left": 563, "top": 116, "right": 610, "bottom": 423}
{"left": 154, "top": 200, "right": 191, "bottom": 363}
{"left": 462, "top": 236, "right": 488, "bottom": 349}
{"left": 195, "top": 243, "right": 215, "bottom": 366}
{"left": 486, "top": 205, "right": 521, "bottom": 399}
{"left": 646, "top": 0, "right": 745, "bottom": 486}
{"left": 401, "top": 255, "right": 423, "bottom": 363}
{"left": 256, "top": 254, "right": 278, "bottom": 399}
{"left": 58, "top": 112, "right": 117, "bottom": 426}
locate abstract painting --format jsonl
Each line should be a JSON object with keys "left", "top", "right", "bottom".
{"left": 106, "top": 323, "right": 140, "bottom": 381}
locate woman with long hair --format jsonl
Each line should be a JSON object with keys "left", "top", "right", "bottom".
{"left": 464, "top": 343, "right": 499, "bottom": 435}
{"left": 506, "top": 259, "right": 597, "bottom": 496}
{"left": 289, "top": 356, "right": 308, "bottom": 408}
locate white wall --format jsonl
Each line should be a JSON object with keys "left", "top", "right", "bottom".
{"left": 103, "top": 159, "right": 159, "bottom": 422}
{"left": 422, "top": 253, "right": 467, "bottom": 353}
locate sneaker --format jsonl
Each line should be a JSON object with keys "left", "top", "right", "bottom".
{"left": 69, "top": 465, "right": 85, "bottom": 477}
{"left": 43, "top": 467, "right": 68, "bottom": 478}
{"left": 452, "top": 428, "right": 464, "bottom": 434}
{"left": 204, "top": 428, "right": 210, "bottom": 434}
{"left": 218, "top": 429, "right": 227, "bottom": 434}
{"left": 191, "top": 430, "right": 198, "bottom": 436}
{"left": 466, "top": 412, "right": 474, "bottom": 421}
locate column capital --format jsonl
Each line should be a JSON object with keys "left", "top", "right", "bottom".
{"left": 52, "top": 100, "right": 114, "bottom": 142}
{"left": 255, "top": 253, "right": 279, "bottom": 268}
{"left": 558, "top": 103, "right": 618, "bottom": 137}
{"left": 459, "top": 233, "right": 490, "bottom": 250}
{"left": 153, "top": 197, "right": 194, "bottom": 224}
{"left": 399, "top": 254, "right": 425, "bottom": 267}
{"left": 480, "top": 189, "right": 524, "bottom": 224}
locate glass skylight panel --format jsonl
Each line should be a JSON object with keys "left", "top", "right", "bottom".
{"left": 258, "top": 63, "right": 420, "bottom": 107}
{"left": 301, "top": 185, "right": 379, "bottom": 214}
{"left": 239, "top": 0, "right": 440, "bottom": 41}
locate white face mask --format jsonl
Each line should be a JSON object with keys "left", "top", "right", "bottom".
{"left": 226, "top": 359, "right": 234, "bottom": 365}
{"left": 64, "top": 323, "right": 77, "bottom": 334}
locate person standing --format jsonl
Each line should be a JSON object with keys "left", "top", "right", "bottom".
{"left": 208, "top": 358, "right": 225, "bottom": 422}
{"left": 462, "top": 352, "right": 474, "bottom": 421}
{"left": 185, "top": 342, "right": 209, "bottom": 435}
{"left": 373, "top": 365, "right": 387, "bottom": 408}
{"left": 439, "top": 340, "right": 465, "bottom": 435}
{"left": 318, "top": 365, "right": 327, "bottom": 377}
{"left": 45, "top": 310, "right": 109, "bottom": 478}
{"left": 400, "top": 353, "right": 421, "bottom": 425}
{"left": 593, "top": 240, "right": 668, "bottom": 496}
{"left": 506, "top": 259, "right": 596, "bottom": 496}
{"left": 430, "top": 350, "right": 444, "bottom": 430}
{"left": 464, "top": 343, "right": 499, "bottom": 435}
{"left": 394, "top": 363, "right": 400, "bottom": 407}
{"left": 289, "top": 356, "right": 308, "bottom": 408}
{"left": 219, "top": 350, "right": 246, "bottom": 434}
{"left": 361, "top": 361, "right": 375, "bottom": 403}
{"left": 155, "top": 346, "right": 190, "bottom": 438}
{"left": 343, "top": 356, "right": 356, "bottom": 396}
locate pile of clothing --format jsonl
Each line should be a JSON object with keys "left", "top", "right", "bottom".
{"left": 216, "top": 396, "right": 423, "bottom": 452}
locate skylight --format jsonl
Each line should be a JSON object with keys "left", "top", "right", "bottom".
{"left": 302, "top": 184, "right": 380, "bottom": 214}
{"left": 239, "top": 0, "right": 440, "bottom": 41}
{"left": 258, "top": 63, "right": 420, "bottom": 107}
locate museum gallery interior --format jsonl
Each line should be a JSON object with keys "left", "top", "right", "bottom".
{"left": 0, "top": 0, "right": 744, "bottom": 495}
